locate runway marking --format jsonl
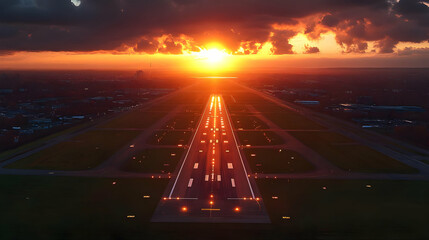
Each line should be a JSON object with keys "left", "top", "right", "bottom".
{"left": 222, "top": 95, "right": 256, "bottom": 199}
{"left": 168, "top": 95, "right": 211, "bottom": 199}
{"left": 231, "top": 178, "right": 236, "bottom": 188}
{"left": 187, "top": 178, "right": 194, "bottom": 188}
{"left": 193, "top": 163, "right": 199, "bottom": 169}
{"left": 227, "top": 163, "right": 233, "bottom": 169}
{"left": 217, "top": 175, "right": 221, "bottom": 182}
{"left": 201, "top": 208, "right": 220, "bottom": 211}
{"left": 205, "top": 174, "right": 209, "bottom": 181}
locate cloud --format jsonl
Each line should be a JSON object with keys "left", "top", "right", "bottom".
{"left": 270, "top": 30, "right": 296, "bottom": 54}
{"left": 304, "top": 45, "right": 320, "bottom": 54}
{"left": 397, "top": 46, "right": 429, "bottom": 55}
{"left": 0, "top": 0, "right": 428, "bottom": 55}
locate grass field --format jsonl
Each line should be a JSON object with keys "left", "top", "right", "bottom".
{"left": 163, "top": 113, "right": 201, "bottom": 130}
{"left": 147, "top": 130, "right": 192, "bottom": 145}
{"left": 243, "top": 148, "right": 314, "bottom": 173}
{"left": 228, "top": 92, "right": 266, "bottom": 104}
{"left": 183, "top": 104, "right": 204, "bottom": 113}
{"left": 227, "top": 104, "right": 249, "bottom": 114}
{"left": 237, "top": 131, "right": 284, "bottom": 146}
{"left": 289, "top": 131, "right": 418, "bottom": 173}
{"left": 257, "top": 179, "right": 429, "bottom": 239}
{"left": 6, "top": 130, "right": 140, "bottom": 170}
{"left": 0, "top": 175, "right": 168, "bottom": 240}
{"left": 99, "top": 110, "right": 167, "bottom": 129}
{"left": 253, "top": 103, "right": 325, "bottom": 130}
{"left": 231, "top": 115, "right": 268, "bottom": 129}
{"left": 0, "top": 122, "right": 92, "bottom": 162}
{"left": 122, "top": 148, "right": 185, "bottom": 173}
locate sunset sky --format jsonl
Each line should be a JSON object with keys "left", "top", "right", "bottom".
{"left": 1, "top": 0, "right": 429, "bottom": 72}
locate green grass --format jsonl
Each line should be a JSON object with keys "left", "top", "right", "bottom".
{"left": 0, "top": 175, "right": 168, "bottom": 240}
{"left": 237, "top": 131, "right": 284, "bottom": 146}
{"left": 122, "top": 148, "right": 185, "bottom": 173}
{"left": 147, "top": 130, "right": 192, "bottom": 145}
{"left": 243, "top": 148, "right": 314, "bottom": 173}
{"left": 289, "top": 131, "right": 418, "bottom": 173}
{"left": 231, "top": 115, "right": 268, "bottom": 129}
{"left": 99, "top": 110, "right": 167, "bottom": 129}
{"left": 253, "top": 103, "right": 325, "bottom": 130}
{"left": 6, "top": 130, "right": 140, "bottom": 170}
{"left": 257, "top": 179, "right": 429, "bottom": 238}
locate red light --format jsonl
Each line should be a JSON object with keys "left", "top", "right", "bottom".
{"left": 234, "top": 207, "right": 240, "bottom": 212}
{"left": 210, "top": 194, "right": 214, "bottom": 198}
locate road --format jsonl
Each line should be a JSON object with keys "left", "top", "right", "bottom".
{"left": 151, "top": 94, "right": 270, "bottom": 223}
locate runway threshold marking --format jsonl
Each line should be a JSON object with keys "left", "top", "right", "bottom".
{"left": 168, "top": 95, "right": 211, "bottom": 198}
{"left": 217, "top": 175, "right": 221, "bottom": 182}
{"left": 205, "top": 174, "right": 209, "bottom": 181}
{"left": 193, "top": 163, "right": 199, "bottom": 169}
{"left": 227, "top": 163, "right": 233, "bottom": 169}
{"left": 231, "top": 178, "right": 236, "bottom": 188}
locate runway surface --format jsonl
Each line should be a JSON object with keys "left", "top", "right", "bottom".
{"left": 152, "top": 94, "right": 270, "bottom": 223}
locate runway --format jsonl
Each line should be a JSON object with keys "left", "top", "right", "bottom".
{"left": 152, "top": 94, "right": 270, "bottom": 223}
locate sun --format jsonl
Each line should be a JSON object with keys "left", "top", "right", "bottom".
{"left": 189, "top": 44, "right": 234, "bottom": 73}
{"left": 193, "top": 47, "right": 228, "bottom": 64}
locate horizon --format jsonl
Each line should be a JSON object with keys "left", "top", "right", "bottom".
{"left": 1, "top": 1, "right": 429, "bottom": 71}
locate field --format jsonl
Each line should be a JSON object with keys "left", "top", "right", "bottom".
{"left": 226, "top": 103, "right": 248, "bottom": 113}
{"left": 0, "top": 122, "right": 93, "bottom": 162}
{"left": 99, "top": 110, "right": 167, "bottom": 129}
{"left": 163, "top": 113, "right": 201, "bottom": 130}
{"left": 257, "top": 179, "right": 429, "bottom": 238}
{"left": 0, "top": 175, "right": 168, "bottom": 240}
{"left": 289, "top": 131, "right": 418, "bottom": 173}
{"left": 122, "top": 148, "right": 185, "bottom": 173}
{"left": 253, "top": 103, "right": 325, "bottom": 130}
{"left": 147, "top": 130, "right": 192, "bottom": 145}
{"left": 243, "top": 148, "right": 314, "bottom": 173}
{"left": 6, "top": 130, "right": 140, "bottom": 170}
{"left": 237, "top": 131, "right": 284, "bottom": 146}
{"left": 231, "top": 115, "right": 268, "bottom": 129}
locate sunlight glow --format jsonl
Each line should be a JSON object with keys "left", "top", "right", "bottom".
{"left": 189, "top": 44, "right": 234, "bottom": 73}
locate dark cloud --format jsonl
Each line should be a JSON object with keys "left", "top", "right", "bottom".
{"left": 397, "top": 46, "right": 429, "bottom": 55}
{"left": 321, "top": 14, "right": 340, "bottom": 27}
{"left": 134, "top": 38, "right": 159, "bottom": 54}
{"left": 0, "top": 0, "right": 427, "bottom": 54}
{"left": 270, "top": 30, "right": 296, "bottom": 54}
{"left": 304, "top": 45, "right": 320, "bottom": 54}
